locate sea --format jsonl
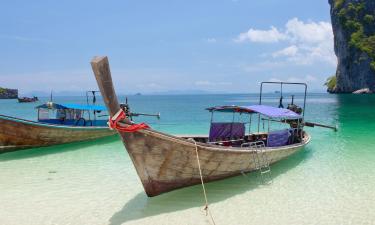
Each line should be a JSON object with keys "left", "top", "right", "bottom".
{"left": 0, "top": 93, "right": 375, "bottom": 225}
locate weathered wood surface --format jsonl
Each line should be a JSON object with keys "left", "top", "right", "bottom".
{"left": 91, "top": 57, "right": 123, "bottom": 118}
{"left": 121, "top": 129, "right": 310, "bottom": 196}
{"left": 91, "top": 56, "right": 133, "bottom": 124}
{"left": 0, "top": 115, "right": 116, "bottom": 153}
{"left": 90, "top": 55, "right": 311, "bottom": 197}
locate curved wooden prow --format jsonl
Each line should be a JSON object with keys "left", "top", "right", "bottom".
{"left": 90, "top": 56, "right": 130, "bottom": 124}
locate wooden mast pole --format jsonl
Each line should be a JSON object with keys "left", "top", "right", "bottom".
{"left": 90, "top": 56, "right": 131, "bottom": 124}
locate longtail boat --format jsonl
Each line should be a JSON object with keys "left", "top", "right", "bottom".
{"left": 18, "top": 96, "right": 38, "bottom": 103}
{"left": 0, "top": 100, "right": 116, "bottom": 153}
{"left": 90, "top": 56, "right": 317, "bottom": 197}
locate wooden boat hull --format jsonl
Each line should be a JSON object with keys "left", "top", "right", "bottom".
{"left": 0, "top": 114, "right": 116, "bottom": 153}
{"left": 119, "top": 129, "right": 311, "bottom": 197}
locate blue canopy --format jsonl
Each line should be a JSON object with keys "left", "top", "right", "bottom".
{"left": 36, "top": 103, "right": 106, "bottom": 111}
{"left": 207, "top": 105, "right": 302, "bottom": 119}
{"left": 61, "top": 104, "right": 106, "bottom": 111}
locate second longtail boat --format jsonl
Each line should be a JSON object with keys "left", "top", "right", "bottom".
{"left": 0, "top": 92, "right": 116, "bottom": 153}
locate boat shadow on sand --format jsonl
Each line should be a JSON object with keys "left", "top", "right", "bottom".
{"left": 109, "top": 146, "right": 313, "bottom": 225}
{"left": 0, "top": 135, "right": 119, "bottom": 162}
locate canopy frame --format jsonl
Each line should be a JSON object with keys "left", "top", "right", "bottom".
{"left": 258, "top": 81, "right": 306, "bottom": 137}
{"left": 35, "top": 102, "right": 107, "bottom": 126}
{"left": 259, "top": 81, "right": 307, "bottom": 118}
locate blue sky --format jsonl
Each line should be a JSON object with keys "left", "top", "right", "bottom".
{"left": 0, "top": 0, "right": 335, "bottom": 95}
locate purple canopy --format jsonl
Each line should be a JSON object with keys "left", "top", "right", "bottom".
{"left": 245, "top": 105, "right": 301, "bottom": 119}
{"left": 207, "top": 105, "right": 301, "bottom": 119}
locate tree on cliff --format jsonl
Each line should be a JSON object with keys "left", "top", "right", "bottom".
{"left": 0, "top": 87, "right": 18, "bottom": 99}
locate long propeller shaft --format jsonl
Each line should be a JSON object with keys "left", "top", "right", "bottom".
{"left": 261, "top": 118, "right": 337, "bottom": 132}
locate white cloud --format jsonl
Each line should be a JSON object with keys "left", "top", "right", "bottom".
{"left": 285, "top": 18, "right": 333, "bottom": 44}
{"left": 206, "top": 38, "right": 217, "bottom": 43}
{"left": 283, "top": 18, "right": 336, "bottom": 65}
{"left": 287, "top": 75, "right": 317, "bottom": 83}
{"left": 269, "top": 75, "right": 317, "bottom": 83}
{"left": 235, "top": 18, "right": 337, "bottom": 66}
{"left": 272, "top": 45, "right": 298, "bottom": 57}
{"left": 235, "top": 26, "right": 287, "bottom": 43}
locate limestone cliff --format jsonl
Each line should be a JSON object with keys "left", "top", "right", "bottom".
{"left": 0, "top": 88, "right": 18, "bottom": 99}
{"left": 328, "top": 0, "right": 375, "bottom": 93}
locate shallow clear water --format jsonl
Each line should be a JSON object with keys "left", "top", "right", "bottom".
{"left": 0, "top": 94, "right": 374, "bottom": 225}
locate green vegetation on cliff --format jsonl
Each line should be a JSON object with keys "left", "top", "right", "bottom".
{"left": 335, "top": 0, "right": 375, "bottom": 70}
{"left": 325, "top": 75, "right": 337, "bottom": 92}
{"left": 0, "top": 87, "right": 18, "bottom": 99}
{"left": 334, "top": 0, "right": 345, "bottom": 9}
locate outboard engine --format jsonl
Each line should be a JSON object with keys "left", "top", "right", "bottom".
{"left": 120, "top": 98, "right": 160, "bottom": 121}
{"left": 120, "top": 97, "right": 133, "bottom": 120}
{"left": 287, "top": 95, "right": 303, "bottom": 114}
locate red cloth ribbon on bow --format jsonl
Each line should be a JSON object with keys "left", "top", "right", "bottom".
{"left": 108, "top": 109, "right": 150, "bottom": 132}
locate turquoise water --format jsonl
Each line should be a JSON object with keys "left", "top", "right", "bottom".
{"left": 0, "top": 94, "right": 375, "bottom": 225}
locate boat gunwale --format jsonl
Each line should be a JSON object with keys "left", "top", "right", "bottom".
{"left": 125, "top": 125, "right": 311, "bottom": 153}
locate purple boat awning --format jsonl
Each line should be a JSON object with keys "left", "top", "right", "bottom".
{"left": 245, "top": 105, "right": 302, "bottom": 119}
{"left": 207, "top": 105, "right": 302, "bottom": 119}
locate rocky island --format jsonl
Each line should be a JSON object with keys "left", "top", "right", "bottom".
{"left": 328, "top": 0, "right": 375, "bottom": 93}
{"left": 0, "top": 88, "right": 18, "bottom": 99}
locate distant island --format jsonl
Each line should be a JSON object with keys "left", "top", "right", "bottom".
{"left": 0, "top": 87, "right": 18, "bottom": 99}
{"left": 327, "top": 0, "right": 375, "bottom": 93}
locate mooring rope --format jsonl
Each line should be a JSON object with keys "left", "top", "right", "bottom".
{"left": 191, "top": 139, "right": 217, "bottom": 225}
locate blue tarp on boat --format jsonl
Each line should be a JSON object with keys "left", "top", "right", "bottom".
{"left": 60, "top": 104, "right": 106, "bottom": 111}
{"left": 36, "top": 103, "right": 106, "bottom": 111}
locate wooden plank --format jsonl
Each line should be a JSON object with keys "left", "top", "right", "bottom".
{"left": 90, "top": 56, "right": 123, "bottom": 120}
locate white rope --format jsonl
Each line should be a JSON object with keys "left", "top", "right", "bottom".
{"left": 191, "top": 139, "right": 217, "bottom": 225}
